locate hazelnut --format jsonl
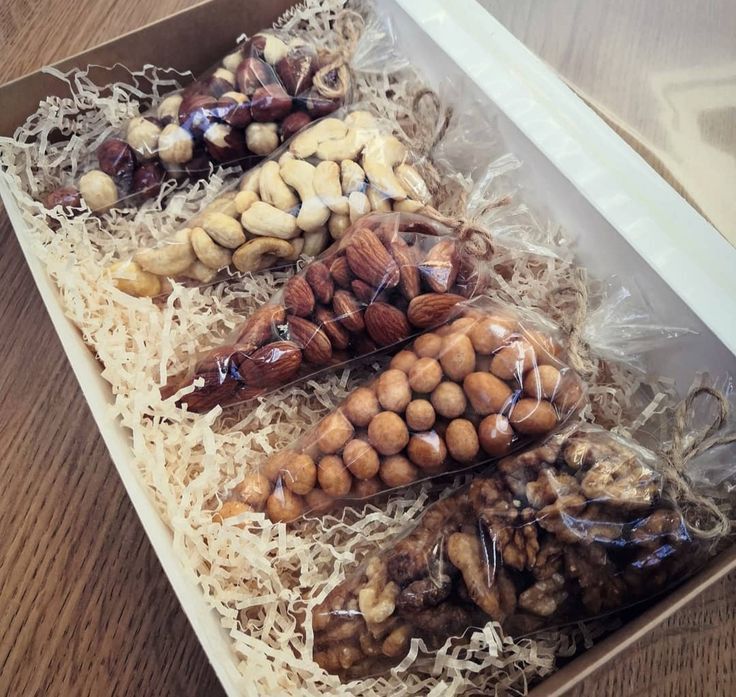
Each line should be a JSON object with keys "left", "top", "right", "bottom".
{"left": 265, "top": 484, "right": 304, "bottom": 522}
{"left": 97, "top": 138, "right": 136, "bottom": 181}
{"left": 304, "top": 487, "right": 334, "bottom": 514}
{"left": 246, "top": 122, "right": 280, "bottom": 156}
{"left": 317, "top": 410, "right": 354, "bottom": 454}
{"left": 317, "top": 455, "right": 352, "bottom": 498}
{"left": 204, "top": 122, "right": 246, "bottom": 163}
{"left": 553, "top": 374, "right": 584, "bottom": 413}
{"left": 280, "top": 452, "right": 317, "bottom": 495}
{"left": 233, "top": 472, "right": 272, "bottom": 510}
{"left": 280, "top": 111, "right": 312, "bottom": 140}
{"left": 490, "top": 340, "right": 537, "bottom": 381}
{"left": 236, "top": 57, "right": 278, "bottom": 94}
{"left": 522, "top": 365, "right": 562, "bottom": 400}
{"left": 408, "top": 357, "right": 443, "bottom": 394}
{"left": 448, "top": 317, "right": 477, "bottom": 334}
{"left": 445, "top": 419, "right": 480, "bottom": 462}
{"left": 276, "top": 50, "right": 316, "bottom": 95}
{"left": 343, "top": 438, "right": 380, "bottom": 480}
{"left": 213, "top": 67, "right": 236, "bottom": 86}
{"left": 131, "top": 162, "right": 165, "bottom": 201}
{"left": 79, "top": 170, "right": 118, "bottom": 213}
{"left": 508, "top": 398, "right": 558, "bottom": 435}
{"left": 126, "top": 116, "right": 161, "bottom": 160}
{"left": 262, "top": 450, "right": 293, "bottom": 482}
{"left": 478, "top": 414, "right": 514, "bottom": 456}
{"left": 350, "top": 477, "right": 384, "bottom": 499}
{"left": 219, "top": 91, "right": 252, "bottom": 129}
{"left": 43, "top": 186, "right": 80, "bottom": 212}
{"left": 250, "top": 84, "right": 293, "bottom": 122}
{"left": 368, "top": 411, "right": 409, "bottom": 456}
{"left": 178, "top": 94, "right": 218, "bottom": 138}
{"left": 242, "top": 34, "right": 268, "bottom": 59}
{"left": 376, "top": 369, "right": 412, "bottom": 413}
{"left": 405, "top": 399, "right": 435, "bottom": 431}
{"left": 413, "top": 333, "right": 442, "bottom": 358}
{"left": 379, "top": 455, "right": 419, "bottom": 488}
{"left": 303, "top": 88, "right": 340, "bottom": 118}
{"left": 462, "top": 372, "right": 513, "bottom": 415}
{"left": 438, "top": 333, "right": 476, "bottom": 381}
{"left": 222, "top": 51, "right": 243, "bottom": 74}
{"left": 526, "top": 329, "right": 562, "bottom": 364}
{"left": 213, "top": 500, "right": 252, "bottom": 523}
{"left": 343, "top": 387, "right": 380, "bottom": 428}
{"left": 156, "top": 93, "right": 184, "bottom": 125}
{"left": 468, "top": 315, "right": 518, "bottom": 354}
{"left": 158, "top": 124, "right": 194, "bottom": 165}
{"left": 407, "top": 431, "right": 447, "bottom": 470}
{"left": 430, "top": 382, "right": 467, "bottom": 419}
{"left": 389, "top": 350, "right": 418, "bottom": 374}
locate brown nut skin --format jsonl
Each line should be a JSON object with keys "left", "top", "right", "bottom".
{"left": 413, "top": 333, "right": 442, "bottom": 359}
{"left": 368, "top": 411, "right": 410, "bottom": 456}
{"left": 478, "top": 414, "right": 514, "bottom": 456}
{"left": 350, "top": 476, "right": 383, "bottom": 499}
{"left": 438, "top": 333, "right": 476, "bottom": 381}
{"left": 306, "top": 262, "right": 334, "bottom": 304}
{"left": 445, "top": 419, "right": 480, "bottom": 462}
{"left": 317, "top": 455, "right": 352, "bottom": 498}
{"left": 343, "top": 387, "right": 380, "bottom": 428}
{"left": 317, "top": 410, "right": 355, "bottom": 454}
{"left": 405, "top": 399, "right": 436, "bottom": 431}
{"left": 332, "top": 290, "right": 365, "bottom": 333}
{"left": 279, "top": 452, "right": 317, "bottom": 495}
{"left": 376, "top": 369, "right": 412, "bottom": 413}
{"left": 303, "top": 88, "right": 341, "bottom": 118}
{"left": 463, "top": 372, "right": 514, "bottom": 415}
{"left": 522, "top": 365, "right": 562, "bottom": 400}
{"left": 43, "top": 186, "right": 81, "bottom": 212}
{"left": 490, "top": 340, "right": 537, "bottom": 381}
{"left": 389, "top": 350, "right": 418, "bottom": 374}
{"left": 553, "top": 375, "right": 584, "bottom": 413}
{"left": 343, "top": 439, "right": 381, "bottom": 480}
{"left": 131, "top": 162, "right": 165, "bottom": 201}
{"left": 280, "top": 111, "right": 312, "bottom": 141}
{"left": 468, "top": 316, "right": 518, "bottom": 354}
{"left": 219, "top": 94, "right": 252, "bottom": 129}
{"left": 97, "top": 138, "right": 136, "bottom": 181}
{"left": 275, "top": 50, "right": 316, "bottom": 95}
{"left": 364, "top": 303, "right": 412, "bottom": 347}
{"left": 283, "top": 276, "right": 315, "bottom": 317}
{"left": 235, "top": 340, "right": 302, "bottom": 389}
{"left": 379, "top": 455, "right": 419, "bottom": 488}
{"left": 236, "top": 57, "right": 278, "bottom": 94}
{"left": 328, "top": 255, "right": 352, "bottom": 288}
{"left": 251, "top": 85, "right": 293, "bottom": 122}
{"left": 233, "top": 472, "right": 272, "bottom": 510}
{"left": 407, "top": 431, "right": 447, "bottom": 470}
{"left": 261, "top": 450, "right": 292, "bottom": 483}
{"left": 430, "top": 381, "right": 467, "bottom": 419}
{"left": 266, "top": 484, "right": 305, "bottom": 522}
{"left": 304, "top": 487, "right": 335, "bottom": 514}
{"left": 408, "top": 357, "right": 443, "bottom": 394}
{"left": 178, "top": 94, "right": 218, "bottom": 138}
{"left": 508, "top": 398, "right": 558, "bottom": 435}
{"left": 213, "top": 500, "right": 253, "bottom": 523}
{"left": 314, "top": 305, "right": 350, "bottom": 350}
{"left": 205, "top": 124, "right": 247, "bottom": 164}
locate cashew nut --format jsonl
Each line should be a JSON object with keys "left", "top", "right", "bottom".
{"left": 340, "top": 159, "right": 365, "bottom": 195}
{"left": 362, "top": 134, "right": 408, "bottom": 200}
{"left": 393, "top": 199, "right": 425, "bottom": 214}
{"left": 202, "top": 212, "right": 246, "bottom": 248}
{"left": 348, "top": 191, "right": 371, "bottom": 224}
{"left": 232, "top": 237, "right": 295, "bottom": 272}
{"left": 328, "top": 213, "right": 351, "bottom": 240}
{"left": 241, "top": 201, "right": 300, "bottom": 239}
{"left": 234, "top": 190, "right": 259, "bottom": 215}
{"left": 79, "top": 170, "right": 118, "bottom": 213}
{"left": 395, "top": 163, "right": 431, "bottom": 204}
{"left": 240, "top": 168, "right": 261, "bottom": 195}
{"left": 134, "top": 228, "right": 196, "bottom": 276}
{"left": 344, "top": 110, "right": 379, "bottom": 130}
{"left": 191, "top": 226, "right": 233, "bottom": 270}
{"left": 284, "top": 236, "right": 305, "bottom": 261}
{"left": 313, "top": 161, "right": 348, "bottom": 215}
{"left": 290, "top": 118, "right": 347, "bottom": 159}
{"left": 315, "top": 129, "right": 364, "bottom": 161}
{"left": 182, "top": 260, "right": 218, "bottom": 283}
{"left": 262, "top": 34, "right": 289, "bottom": 64}
{"left": 156, "top": 94, "right": 183, "bottom": 123}
{"left": 260, "top": 161, "right": 299, "bottom": 212}
{"left": 109, "top": 260, "right": 161, "bottom": 297}
{"left": 189, "top": 192, "right": 239, "bottom": 228}
{"left": 367, "top": 186, "right": 391, "bottom": 212}
{"left": 158, "top": 124, "right": 194, "bottom": 165}
{"left": 280, "top": 159, "right": 331, "bottom": 232}
{"left": 302, "top": 227, "right": 329, "bottom": 257}
{"left": 246, "top": 122, "right": 279, "bottom": 156}
{"left": 278, "top": 151, "right": 295, "bottom": 167}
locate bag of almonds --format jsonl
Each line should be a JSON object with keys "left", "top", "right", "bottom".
{"left": 213, "top": 294, "right": 585, "bottom": 524}
{"left": 163, "top": 211, "right": 484, "bottom": 411}
{"left": 40, "top": 9, "right": 398, "bottom": 220}
{"left": 107, "top": 109, "right": 439, "bottom": 296}
{"left": 307, "top": 421, "right": 727, "bottom": 679}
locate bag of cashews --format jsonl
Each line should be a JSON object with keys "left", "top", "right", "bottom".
{"left": 104, "top": 107, "right": 445, "bottom": 296}
{"left": 212, "top": 294, "right": 585, "bottom": 524}
{"left": 305, "top": 413, "right": 733, "bottom": 680}
{"left": 163, "top": 211, "right": 491, "bottom": 412}
{"left": 38, "top": 5, "right": 407, "bottom": 221}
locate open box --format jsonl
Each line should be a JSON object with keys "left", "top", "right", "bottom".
{"left": 1, "top": 0, "right": 735, "bottom": 694}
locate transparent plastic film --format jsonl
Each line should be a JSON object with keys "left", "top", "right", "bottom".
{"left": 213, "top": 295, "right": 585, "bottom": 524}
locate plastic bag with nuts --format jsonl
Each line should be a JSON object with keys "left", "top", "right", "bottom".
{"left": 308, "top": 423, "right": 720, "bottom": 679}
{"left": 164, "top": 211, "right": 486, "bottom": 412}
{"left": 213, "top": 294, "right": 585, "bottom": 524}
{"left": 106, "top": 109, "right": 441, "bottom": 296}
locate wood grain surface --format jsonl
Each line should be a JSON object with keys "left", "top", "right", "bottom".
{"left": 0, "top": 2, "right": 734, "bottom": 696}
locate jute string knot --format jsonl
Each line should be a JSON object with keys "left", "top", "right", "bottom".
{"left": 313, "top": 9, "right": 364, "bottom": 100}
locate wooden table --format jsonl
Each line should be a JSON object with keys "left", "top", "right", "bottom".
{"left": 0, "top": 2, "right": 733, "bottom": 695}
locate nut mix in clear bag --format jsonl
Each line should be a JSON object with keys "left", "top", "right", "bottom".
{"left": 309, "top": 424, "right": 703, "bottom": 678}
{"left": 107, "top": 110, "right": 437, "bottom": 295}
{"left": 214, "top": 294, "right": 585, "bottom": 523}
{"left": 165, "top": 211, "right": 482, "bottom": 412}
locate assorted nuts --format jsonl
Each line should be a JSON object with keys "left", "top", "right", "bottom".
{"left": 310, "top": 425, "right": 691, "bottom": 678}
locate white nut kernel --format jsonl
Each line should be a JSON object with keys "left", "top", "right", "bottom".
{"left": 158, "top": 124, "right": 194, "bottom": 165}
{"left": 280, "top": 159, "right": 330, "bottom": 232}
{"left": 232, "top": 237, "right": 295, "bottom": 272}
{"left": 340, "top": 159, "right": 365, "bottom": 195}
{"left": 79, "top": 170, "right": 118, "bottom": 213}
{"left": 348, "top": 191, "right": 371, "bottom": 224}
{"left": 109, "top": 260, "right": 161, "bottom": 297}
{"left": 314, "top": 160, "right": 349, "bottom": 215}
{"left": 156, "top": 94, "right": 184, "bottom": 123}
{"left": 362, "top": 134, "right": 409, "bottom": 200}
{"left": 234, "top": 190, "right": 259, "bottom": 214}
{"left": 126, "top": 116, "right": 162, "bottom": 160}
{"left": 191, "top": 226, "right": 233, "bottom": 270}
{"left": 328, "top": 213, "right": 351, "bottom": 240}
{"left": 202, "top": 212, "right": 247, "bottom": 248}
{"left": 289, "top": 118, "right": 347, "bottom": 159}
{"left": 395, "top": 163, "right": 431, "bottom": 204}
{"left": 262, "top": 34, "right": 289, "bottom": 64}
{"left": 246, "top": 122, "right": 279, "bottom": 156}
{"left": 134, "top": 227, "right": 196, "bottom": 276}
{"left": 260, "top": 161, "right": 299, "bottom": 212}
{"left": 241, "top": 201, "right": 300, "bottom": 239}
{"left": 302, "top": 227, "right": 329, "bottom": 257}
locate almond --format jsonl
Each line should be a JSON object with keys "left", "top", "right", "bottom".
{"left": 364, "top": 303, "right": 411, "bottom": 347}
{"left": 328, "top": 255, "right": 352, "bottom": 288}
{"left": 287, "top": 316, "right": 333, "bottom": 365}
{"left": 332, "top": 290, "right": 365, "bottom": 333}
{"left": 419, "top": 238, "right": 459, "bottom": 293}
{"left": 388, "top": 238, "right": 420, "bottom": 300}
{"left": 314, "top": 305, "right": 350, "bottom": 350}
{"left": 352, "top": 333, "right": 379, "bottom": 356}
{"left": 345, "top": 227, "right": 400, "bottom": 288}
{"left": 236, "top": 304, "right": 285, "bottom": 346}
{"left": 305, "top": 261, "right": 334, "bottom": 304}
{"left": 351, "top": 279, "right": 377, "bottom": 304}
{"left": 235, "top": 340, "right": 302, "bottom": 388}
{"left": 407, "top": 293, "right": 465, "bottom": 328}
{"left": 283, "top": 276, "right": 315, "bottom": 317}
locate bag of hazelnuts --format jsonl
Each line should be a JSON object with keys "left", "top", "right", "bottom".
{"left": 106, "top": 110, "right": 439, "bottom": 296}
{"left": 307, "top": 422, "right": 722, "bottom": 679}
{"left": 213, "top": 291, "right": 586, "bottom": 524}
{"left": 163, "top": 211, "right": 485, "bottom": 412}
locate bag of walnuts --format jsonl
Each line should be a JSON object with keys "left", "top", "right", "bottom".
{"left": 213, "top": 294, "right": 585, "bottom": 524}
{"left": 106, "top": 110, "right": 439, "bottom": 296}
{"left": 308, "top": 422, "right": 723, "bottom": 678}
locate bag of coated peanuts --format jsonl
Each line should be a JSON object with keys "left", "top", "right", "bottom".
{"left": 213, "top": 294, "right": 585, "bottom": 523}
